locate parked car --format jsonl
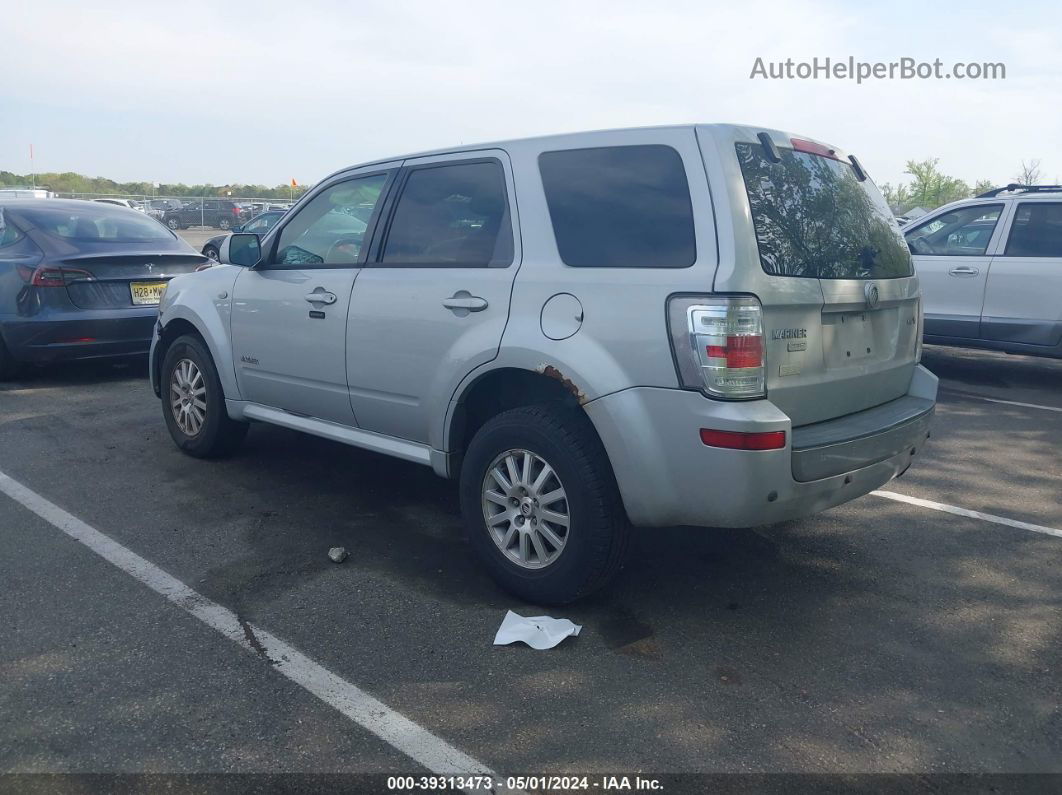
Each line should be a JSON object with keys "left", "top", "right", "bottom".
{"left": 92, "top": 197, "right": 145, "bottom": 212}
{"left": 201, "top": 210, "right": 286, "bottom": 261}
{"left": 905, "top": 184, "right": 1062, "bottom": 358}
{"left": 162, "top": 200, "right": 250, "bottom": 231}
{"left": 150, "top": 124, "right": 936, "bottom": 603}
{"left": 0, "top": 199, "right": 209, "bottom": 379}
{"left": 140, "top": 198, "right": 184, "bottom": 220}
{"left": 0, "top": 188, "right": 54, "bottom": 199}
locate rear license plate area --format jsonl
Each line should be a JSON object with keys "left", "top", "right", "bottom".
{"left": 130, "top": 281, "right": 167, "bottom": 306}
{"left": 823, "top": 310, "right": 893, "bottom": 367}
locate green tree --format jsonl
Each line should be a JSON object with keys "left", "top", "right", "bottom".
{"left": 880, "top": 182, "right": 912, "bottom": 212}
{"left": 0, "top": 170, "right": 309, "bottom": 200}
{"left": 904, "top": 158, "right": 970, "bottom": 210}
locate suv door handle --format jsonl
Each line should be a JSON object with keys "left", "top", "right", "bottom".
{"left": 305, "top": 290, "right": 337, "bottom": 305}
{"left": 948, "top": 266, "right": 979, "bottom": 276}
{"left": 442, "top": 292, "right": 488, "bottom": 313}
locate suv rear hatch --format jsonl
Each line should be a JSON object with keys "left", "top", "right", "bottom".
{"left": 698, "top": 126, "right": 920, "bottom": 427}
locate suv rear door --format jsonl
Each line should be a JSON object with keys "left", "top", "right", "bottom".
{"left": 699, "top": 126, "right": 921, "bottom": 427}
{"left": 345, "top": 151, "right": 519, "bottom": 444}
{"left": 981, "top": 200, "right": 1062, "bottom": 347}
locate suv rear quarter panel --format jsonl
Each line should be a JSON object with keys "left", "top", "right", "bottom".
{"left": 443, "top": 127, "right": 719, "bottom": 449}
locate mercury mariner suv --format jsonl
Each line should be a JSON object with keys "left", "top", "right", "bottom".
{"left": 150, "top": 124, "right": 937, "bottom": 603}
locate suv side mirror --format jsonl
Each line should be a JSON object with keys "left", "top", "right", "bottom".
{"left": 225, "top": 233, "right": 262, "bottom": 267}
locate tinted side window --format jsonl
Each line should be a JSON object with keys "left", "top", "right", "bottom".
{"left": 906, "top": 204, "right": 1002, "bottom": 256}
{"left": 538, "top": 145, "right": 695, "bottom": 268}
{"left": 274, "top": 173, "right": 389, "bottom": 267}
{"left": 381, "top": 160, "right": 513, "bottom": 268}
{"left": 1004, "top": 203, "right": 1062, "bottom": 257}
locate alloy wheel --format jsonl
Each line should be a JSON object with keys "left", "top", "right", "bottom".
{"left": 170, "top": 358, "right": 207, "bottom": 436}
{"left": 481, "top": 449, "right": 570, "bottom": 569}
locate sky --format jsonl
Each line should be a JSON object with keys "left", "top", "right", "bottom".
{"left": 3, "top": 0, "right": 1060, "bottom": 190}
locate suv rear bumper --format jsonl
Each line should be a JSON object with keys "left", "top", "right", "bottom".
{"left": 583, "top": 365, "right": 937, "bottom": 528}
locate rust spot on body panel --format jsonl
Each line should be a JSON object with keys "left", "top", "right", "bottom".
{"left": 538, "top": 364, "right": 587, "bottom": 404}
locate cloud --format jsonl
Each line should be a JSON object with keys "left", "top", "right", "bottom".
{"left": 3, "top": 0, "right": 1059, "bottom": 186}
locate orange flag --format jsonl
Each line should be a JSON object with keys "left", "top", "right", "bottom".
{"left": 290, "top": 178, "right": 297, "bottom": 188}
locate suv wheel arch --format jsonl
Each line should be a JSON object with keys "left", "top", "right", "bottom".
{"left": 446, "top": 367, "right": 603, "bottom": 474}
{"left": 154, "top": 318, "right": 206, "bottom": 395}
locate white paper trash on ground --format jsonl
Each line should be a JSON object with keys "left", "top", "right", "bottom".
{"left": 493, "top": 610, "right": 582, "bottom": 650}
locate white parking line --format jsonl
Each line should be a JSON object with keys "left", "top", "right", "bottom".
{"left": 944, "top": 391, "right": 1062, "bottom": 414}
{"left": 0, "top": 469, "right": 500, "bottom": 780}
{"left": 975, "top": 396, "right": 1062, "bottom": 413}
{"left": 873, "top": 490, "right": 1062, "bottom": 539}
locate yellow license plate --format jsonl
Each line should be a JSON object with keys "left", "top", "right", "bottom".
{"left": 130, "top": 281, "right": 167, "bottom": 306}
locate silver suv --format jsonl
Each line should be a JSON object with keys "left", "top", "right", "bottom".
{"left": 150, "top": 124, "right": 937, "bottom": 603}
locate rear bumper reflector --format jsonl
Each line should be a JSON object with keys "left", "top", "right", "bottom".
{"left": 700, "top": 428, "right": 786, "bottom": 451}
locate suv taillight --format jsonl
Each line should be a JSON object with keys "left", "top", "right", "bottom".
{"left": 668, "top": 295, "right": 766, "bottom": 399}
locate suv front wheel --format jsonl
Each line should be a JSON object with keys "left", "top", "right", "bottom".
{"left": 460, "top": 404, "right": 630, "bottom": 604}
{"left": 161, "top": 334, "right": 248, "bottom": 458}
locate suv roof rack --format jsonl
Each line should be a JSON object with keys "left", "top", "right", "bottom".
{"left": 976, "top": 183, "right": 1062, "bottom": 198}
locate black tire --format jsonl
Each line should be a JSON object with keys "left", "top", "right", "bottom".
{"left": 203, "top": 246, "right": 220, "bottom": 261}
{"left": 460, "top": 404, "right": 630, "bottom": 604}
{"left": 0, "top": 336, "right": 20, "bottom": 381}
{"left": 218, "top": 218, "right": 232, "bottom": 230}
{"left": 166, "top": 217, "right": 181, "bottom": 230}
{"left": 161, "top": 334, "right": 247, "bottom": 458}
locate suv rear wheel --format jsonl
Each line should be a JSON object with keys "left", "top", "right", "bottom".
{"left": 460, "top": 404, "right": 629, "bottom": 604}
{"left": 166, "top": 217, "right": 181, "bottom": 230}
{"left": 161, "top": 334, "right": 248, "bottom": 457}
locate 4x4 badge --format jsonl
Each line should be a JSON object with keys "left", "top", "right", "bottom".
{"left": 864, "top": 282, "right": 880, "bottom": 310}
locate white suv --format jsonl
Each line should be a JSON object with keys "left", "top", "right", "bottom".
{"left": 150, "top": 124, "right": 937, "bottom": 603}
{"left": 906, "top": 185, "right": 1062, "bottom": 358}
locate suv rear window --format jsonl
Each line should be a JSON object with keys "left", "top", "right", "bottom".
{"left": 736, "top": 142, "right": 912, "bottom": 279}
{"left": 539, "top": 145, "right": 696, "bottom": 268}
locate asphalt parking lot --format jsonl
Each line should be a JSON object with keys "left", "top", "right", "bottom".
{"left": 1, "top": 345, "right": 1059, "bottom": 782}
{"left": 176, "top": 228, "right": 220, "bottom": 254}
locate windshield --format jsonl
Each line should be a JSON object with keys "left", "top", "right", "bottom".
{"left": 19, "top": 206, "right": 173, "bottom": 242}
{"left": 736, "top": 142, "right": 912, "bottom": 279}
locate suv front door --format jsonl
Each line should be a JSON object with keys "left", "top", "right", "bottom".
{"left": 905, "top": 203, "right": 1005, "bottom": 338}
{"left": 345, "top": 151, "right": 519, "bottom": 444}
{"left": 981, "top": 201, "right": 1062, "bottom": 346}
{"left": 229, "top": 165, "right": 397, "bottom": 424}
